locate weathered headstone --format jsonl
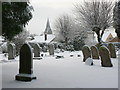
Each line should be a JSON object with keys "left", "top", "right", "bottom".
{"left": 15, "top": 43, "right": 36, "bottom": 81}
{"left": 108, "top": 43, "right": 116, "bottom": 58}
{"left": 0, "top": 46, "right": 2, "bottom": 54}
{"left": 99, "top": 46, "right": 113, "bottom": 67}
{"left": 8, "top": 43, "right": 16, "bottom": 60}
{"left": 34, "top": 43, "right": 41, "bottom": 57}
{"left": 85, "top": 58, "right": 93, "bottom": 66}
{"left": 42, "top": 45, "right": 47, "bottom": 52}
{"left": 82, "top": 45, "right": 91, "bottom": 62}
{"left": 91, "top": 46, "right": 99, "bottom": 59}
{"left": 48, "top": 44, "right": 54, "bottom": 55}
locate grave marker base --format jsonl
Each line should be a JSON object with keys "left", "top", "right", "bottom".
{"left": 15, "top": 74, "right": 36, "bottom": 82}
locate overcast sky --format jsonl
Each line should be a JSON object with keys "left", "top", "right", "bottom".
{"left": 26, "top": 0, "right": 117, "bottom": 35}
{"left": 26, "top": 0, "right": 81, "bottom": 35}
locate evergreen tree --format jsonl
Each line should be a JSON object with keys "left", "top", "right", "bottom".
{"left": 2, "top": 2, "right": 33, "bottom": 41}
{"left": 113, "top": 1, "right": 120, "bottom": 38}
{"left": 73, "top": 31, "right": 86, "bottom": 50}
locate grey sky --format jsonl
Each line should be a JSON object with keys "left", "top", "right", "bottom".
{"left": 26, "top": 0, "right": 117, "bottom": 35}
{"left": 26, "top": 0, "right": 81, "bottom": 35}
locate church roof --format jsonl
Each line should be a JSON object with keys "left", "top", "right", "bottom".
{"left": 44, "top": 19, "right": 52, "bottom": 34}
{"left": 29, "top": 35, "right": 55, "bottom": 44}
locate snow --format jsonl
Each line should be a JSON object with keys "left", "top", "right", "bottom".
{"left": 1, "top": 51, "right": 118, "bottom": 88}
{"left": 29, "top": 35, "right": 55, "bottom": 44}
{"left": 85, "top": 58, "right": 93, "bottom": 66}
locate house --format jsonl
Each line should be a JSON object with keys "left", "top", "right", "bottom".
{"left": 85, "top": 27, "right": 117, "bottom": 46}
{"left": 101, "top": 32, "right": 114, "bottom": 42}
{"left": 101, "top": 27, "right": 117, "bottom": 42}
{"left": 110, "top": 37, "right": 120, "bottom": 42}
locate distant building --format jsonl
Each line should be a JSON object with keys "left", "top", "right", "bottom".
{"left": 101, "top": 27, "right": 117, "bottom": 42}
{"left": 101, "top": 32, "right": 114, "bottom": 42}
{"left": 29, "top": 19, "right": 55, "bottom": 44}
{"left": 110, "top": 37, "right": 120, "bottom": 42}
{"left": 44, "top": 19, "right": 53, "bottom": 34}
{"left": 85, "top": 27, "right": 117, "bottom": 46}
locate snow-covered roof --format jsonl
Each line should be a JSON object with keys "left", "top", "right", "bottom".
{"left": 29, "top": 34, "right": 55, "bottom": 44}
{"left": 101, "top": 32, "right": 112, "bottom": 42}
{"left": 101, "top": 27, "right": 117, "bottom": 42}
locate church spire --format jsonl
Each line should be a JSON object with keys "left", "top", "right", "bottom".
{"left": 44, "top": 18, "right": 52, "bottom": 34}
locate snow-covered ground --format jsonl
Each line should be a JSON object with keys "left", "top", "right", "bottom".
{"left": 0, "top": 51, "right": 119, "bottom": 88}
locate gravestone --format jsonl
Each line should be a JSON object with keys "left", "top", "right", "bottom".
{"left": 99, "top": 46, "right": 113, "bottom": 67}
{"left": 48, "top": 44, "right": 54, "bottom": 55}
{"left": 42, "top": 45, "right": 47, "bottom": 52}
{"left": 34, "top": 43, "right": 41, "bottom": 57}
{"left": 0, "top": 48, "right": 1, "bottom": 53}
{"left": 91, "top": 46, "right": 99, "bottom": 59}
{"left": 56, "top": 55, "right": 64, "bottom": 59}
{"left": 15, "top": 43, "right": 36, "bottom": 81}
{"left": 82, "top": 45, "right": 91, "bottom": 62}
{"left": 77, "top": 55, "right": 81, "bottom": 57}
{"left": 85, "top": 58, "right": 93, "bottom": 66}
{"left": 108, "top": 43, "right": 116, "bottom": 58}
{"left": 8, "top": 43, "right": 16, "bottom": 60}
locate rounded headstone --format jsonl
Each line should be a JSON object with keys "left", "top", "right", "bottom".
{"left": 82, "top": 45, "right": 91, "bottom": 62}
{"left": 34, "top": 43, "right": 41, "bottom": 57}
{"left": 108, "top": 43, "right": 116, "bottom": 58}
{"left": 91, "top": 46, "right": 99, "bottom": 59}
{"left": 48, "top": 44, "right": 54, "bottom": 55}
{"left": 99, "top": 46, "right": 113, "bottom": 67}
{"left": 15, "top": 43, "right": 36, "bottom": 81}
{"left": 8, "top": 43, "right": 16, "bottom": 60}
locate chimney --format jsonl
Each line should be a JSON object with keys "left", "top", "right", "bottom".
{"left": 45, "top": 33, "right": 47, "bottom": 41}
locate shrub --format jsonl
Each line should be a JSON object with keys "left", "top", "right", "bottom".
{"left": 12, "top": 30, "right": 29, "bottom": 55}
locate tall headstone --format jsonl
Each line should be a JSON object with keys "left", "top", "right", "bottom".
{"left": 108, "top": 43, "right": 116, "bottom": 58}
{"left": 82, "top": 45, "right": 91, "bottom": 62}
{"left": 99, "top": 46, "right": 113, "bottom": 67}
{"left": 91, "top": 46, "right": 99, "bottom": 59}
{"left": 8, "top": 43, "right": 16, "bottom": 60}
{"left": 34, "top": 43, "right": 41, "bottom": 57}
{"left": 48, "top": 44, "right": 54, "bottom": 55}
{"left": 15, "top": 43, "right": 36, "bottom": 81}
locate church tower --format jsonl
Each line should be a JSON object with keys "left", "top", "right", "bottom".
{"left": 44, "top": 18, "right": 52, "bottom": 34}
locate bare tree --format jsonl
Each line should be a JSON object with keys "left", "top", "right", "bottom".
{"left": 73, "top": 0, "right": 113, "bottom": 43}
{"left": 54, "top": 14, "right": 73, "bottom": 45}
